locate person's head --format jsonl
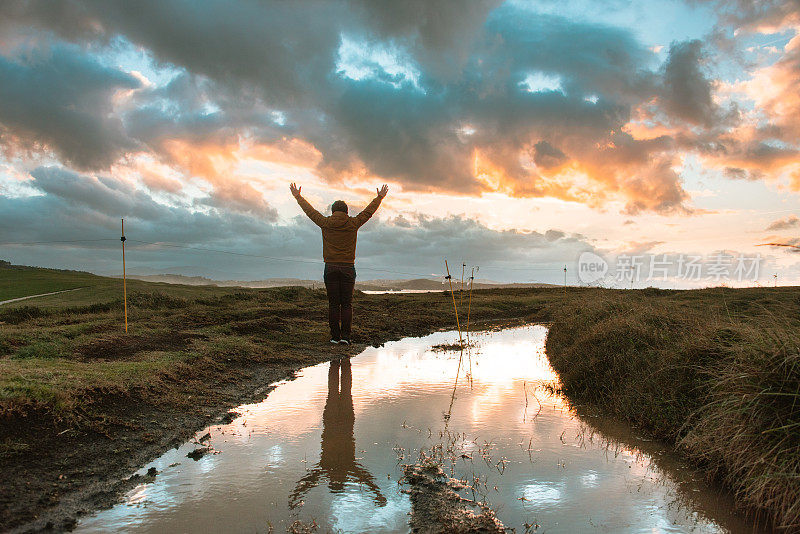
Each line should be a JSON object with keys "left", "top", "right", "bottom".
{"left": 331, "top": 200, "right": 348, "bottom": 214}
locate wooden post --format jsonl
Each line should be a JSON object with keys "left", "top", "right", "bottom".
{"left": 460, "top": 262, "right": 465, "bottom": 306}
{"left": 465, "top": 267, "right": 475, "bottom": 341}
{"left": 445, "top": 260, "right": 463, "bottom": 346}
{"left": 563, "top": 265, "right": 567, "bottom": 295}
{"left": 121, "top": 218, "right": 128, "bottom": 333}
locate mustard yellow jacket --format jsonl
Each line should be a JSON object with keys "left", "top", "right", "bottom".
{"left": 294, "top": 194, "right": 383, "bottom": 264}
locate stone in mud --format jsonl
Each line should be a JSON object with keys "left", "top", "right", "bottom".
{"left": 187, "top": 447, "right": 210, "bottom": 460}
{"left": 219, "top": 411, "right": 240, "bottom": 424}
{"left": 286, "top": 519, "right": 319, "bottom": 533}
{"left": 402, "top": 463, "right": 506, "bottom": 533}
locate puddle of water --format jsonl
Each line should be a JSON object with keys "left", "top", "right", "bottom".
{"left": 76, "top": 326, "right": 764, "bottom": 533}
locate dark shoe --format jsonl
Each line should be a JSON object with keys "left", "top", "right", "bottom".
{"left": 339, "top": 339, "right": 350, "bottom": 345}
{"left": 330, "top": 339, "right": 340, "bottom": 344}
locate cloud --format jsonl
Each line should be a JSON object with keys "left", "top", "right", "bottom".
{"left": 711, "top": 0, "right": 800, "bottom": 33}
{"left": 0, "top": 42, "right": 140, "bottom": 168}
{"left": 0, "top": 166, "right": 593, "bottom": 282}
{"left": 1, "top": 0, "right": 798, "bottom": 217}
{"left": 766, "top": 214, "right": 800, "bottom": 230}
{"left": 1, "top": 167, "right": 281, "bottom": 264}
{"left": 759, "top": 239, "right": 800, "bottom": 254}
{"left": 0, "top": 0, "right": 700, "bottom": 214}
{"left": 681, "top": 3, "right": 800, "bottom": 188}
{"left": 0, "top": 0, "right": 346, "bottom": 108}
{"left": 351, "top": 0, "right": 503, "bottom": 79}
{"left": 532, "top": 141, "right": 568, "bottom": 169}
{"left": 660, "top": 40, "right": 717, "bottom": 127}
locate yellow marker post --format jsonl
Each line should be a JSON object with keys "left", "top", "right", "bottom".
{"left": 465, "top": 266, "right": 475, "bottom": 340}
{"left": 445, "top": 260, "right": 463, "bottom": 347}
{"left": 460, "top": 262, "right": 465, "bottom": 307}
{"left": 121, "top": 218, "right": 128, "bottom": 333}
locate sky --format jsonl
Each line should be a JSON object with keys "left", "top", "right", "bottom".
{"left": 0, "top": 0, "right": 799, "bottom": 287}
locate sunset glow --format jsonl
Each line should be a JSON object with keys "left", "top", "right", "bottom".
{"left": 0, "top": 1, "right": 798, "bottom": 286}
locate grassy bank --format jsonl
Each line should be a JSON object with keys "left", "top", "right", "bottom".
{"left": 2, "top": 260, "right": 799, "bottom": 530}
{"left": 545, "top": 287, "right": 800, "bottom": 530}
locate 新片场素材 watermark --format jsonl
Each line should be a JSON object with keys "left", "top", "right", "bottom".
{"left": 577, "top": 252, "right": 762, "bottom": 285}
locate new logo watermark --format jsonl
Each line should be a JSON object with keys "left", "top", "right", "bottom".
{"left": 577, "top": 252, "right": 608, "bottom": 284}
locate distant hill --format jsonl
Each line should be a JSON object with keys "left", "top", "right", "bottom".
{"left": 125, "top": 273, "right": 557, "bottom": 291}
{"left": 0, "top": 259, "right": 559, "bottom": 308}
{"left": 125, "top": 274, "right": 318, "bottom": 288}
{"left": 0, "top": 260, "right": 557, "bottom": 305}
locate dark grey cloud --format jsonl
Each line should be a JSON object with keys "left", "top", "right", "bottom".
{"left": 30, "top": 166, "right": 165, "bottom": 220}
{"left": 0, "top": 0, "right": 346, "bottom": 108}
{"left": 480, "top": 9, "right": 657, "bottom": 102}
{"left": 28, "top": 165, "right": 278, "bottom": 221}
{"left": 766, "top": 214, "right": 800, "bottom": 231}
{"left": 1, "top": 167, "right": 280, "bottom": 257}
{"left": 0, "top": 43, "right": 140, "bottom": 168}
{"left": 660, "top": 40, "right": 716, "bottom": 127}
{"left": 533, "top": 141, "right": 568, "bottom": 169}
{"left": 352, "top": 0, "right": 503, "bottom": 79}
{"left": 311, "top": 8, "right": 693, "bottom": 210}
{"left": 314, "top": 79, "right": 478, "bottom": 193}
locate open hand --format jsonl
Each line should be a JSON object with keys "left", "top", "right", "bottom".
{"left": 377, "top": 184, "right": 389, "bottom": 198}
{"left": 289, "top": 182, "right": 301, "bottom": 198}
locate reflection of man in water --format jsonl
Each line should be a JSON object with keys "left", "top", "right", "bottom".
{"left": 289, "top": 358, "right": 386, "bottom": 508}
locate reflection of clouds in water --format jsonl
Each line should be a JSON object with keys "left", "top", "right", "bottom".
{"left": 126, "top": 485, "right": 149, "bottom": 506}
{"left": 75, "top": 325, "right": 745, "bottom": 534}
{"left": 195, "top": 454, "right": 217, "bottom": 475}
{"left": 330, "top": 492, "right": 410, "bottom": 533}
{"left": 580, "top": 472, "right": 599, "bottom": 488}
{"left": 361, "top": 326, "right": 554, "bottom": 401}
{"left": 265, "top": 444, "right": 284, "bottom": 467}
{"left": 523, "top": 482, "right": 562, "bottom": 504}
{"left": 220, "top": 367, "right": 329, "bottom": 441}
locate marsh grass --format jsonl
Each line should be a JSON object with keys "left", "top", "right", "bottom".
{"left": 545, "top": 287, "right": 800, "bottom": 529}
{"left": 682, "top": 319, "right": 800, "bottom": 529}
{"left": 2, "top": 260, "right": 799, "bottom": 527}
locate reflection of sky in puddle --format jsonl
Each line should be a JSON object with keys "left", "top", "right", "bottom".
{"left": 76, "top": 326, "right": 758, "bottom": 533}
{"left": 523, "top": 482, "right": 562, "bottom": 503}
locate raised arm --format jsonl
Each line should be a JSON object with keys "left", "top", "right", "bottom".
{"left": 354, "top": 185, "right": 388, "bottom": 227}
{"left": 290, "top": 183, "right": 326, "bottom": 227}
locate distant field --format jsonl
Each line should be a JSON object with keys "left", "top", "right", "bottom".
{"left": 0, "top": 263, "right": 102, "bottom": 302}
{"left": 0, "top": 260, "right": 240, "bottom": 307}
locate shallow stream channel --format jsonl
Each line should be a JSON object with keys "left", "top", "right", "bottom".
{"left": 75, "top": 325, "right": 766, "bottom": 533}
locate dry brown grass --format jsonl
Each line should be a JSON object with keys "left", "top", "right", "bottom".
{"left": 546, "top": 287, "right": 800, "bottom": 529}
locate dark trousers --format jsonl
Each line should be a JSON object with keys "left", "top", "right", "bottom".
{"left": 324, "top": 264, "right": 356, "bottom": 340}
